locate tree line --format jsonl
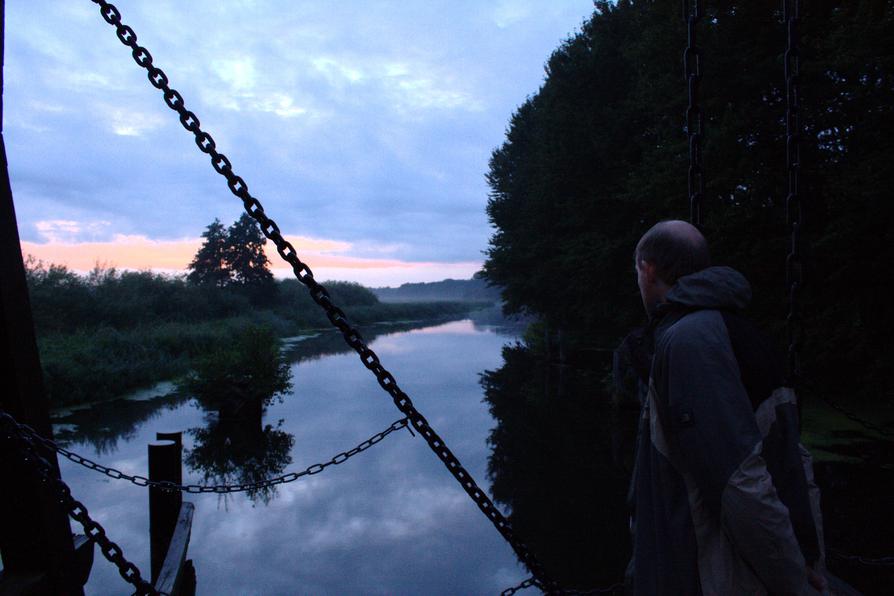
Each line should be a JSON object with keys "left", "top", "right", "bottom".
{"left": 483, "top": 0, "right": 892, "bottom": 401}
{"left": 25, "top": 214, "right": 477, "bottom": 404}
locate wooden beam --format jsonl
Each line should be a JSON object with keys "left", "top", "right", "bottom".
{"left": 154, "top": 502, "right": 195, "bottom": 596}
{"left": 149, "top": 439, "right": 183, "bottom": 583}
{"left": 0, "top": 1, "right": 83, "bottom": 592}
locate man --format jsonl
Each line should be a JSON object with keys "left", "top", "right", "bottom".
{"left": 628, "top": 220, "right": 827, "bottom": 595}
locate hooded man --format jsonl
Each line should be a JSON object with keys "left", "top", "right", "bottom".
{"left": 628, "top": 220, "right": 827, "bottom": 595}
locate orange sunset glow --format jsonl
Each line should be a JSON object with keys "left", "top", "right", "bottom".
{"left": 20, "top": 234, "right": 481, "bottom": 286}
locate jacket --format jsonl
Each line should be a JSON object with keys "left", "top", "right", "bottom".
{"left": 631, "top": 266, "right": 824, "bottom": 595}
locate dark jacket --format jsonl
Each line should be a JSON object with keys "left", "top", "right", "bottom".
{"left": 631, "top": 266, "right": 824, "bottom": 595}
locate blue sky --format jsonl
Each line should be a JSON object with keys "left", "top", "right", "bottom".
{"left": 5, "top": 1, "right": 592, "bottom": 286}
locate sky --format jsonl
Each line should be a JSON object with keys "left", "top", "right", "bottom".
{"left": 4, "top": 1, "right": 593, "bottom": 287}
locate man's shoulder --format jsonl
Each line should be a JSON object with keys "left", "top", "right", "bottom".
{"left": 656, "top": 308, "right": 729, "bottom": 354}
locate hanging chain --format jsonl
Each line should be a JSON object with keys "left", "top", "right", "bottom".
{"left": 1, "top": 413, "right": 158, "bottom": 595}
{"left": 783, "top": 0, "right": 803, "bottom": 386}
{"left": 87, "top": 1, "right": 555, "bottom": 588}
{"left": 2, "top": 410, "right": 410, "bottom": 494}
{"left": 683, "top": 0, "right": 704, "bottom": 227}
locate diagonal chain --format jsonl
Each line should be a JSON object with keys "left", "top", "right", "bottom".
{"left": 2, "top": 410, "right": 411, "bottom": 494}
{"left": 87, "top": 0, "right": 556, "bottom": 589}
{"left": 1, "top": 412, "right": 158, "bottom": 595}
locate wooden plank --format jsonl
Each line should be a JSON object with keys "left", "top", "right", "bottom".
{"left": 154, "top": 502, "right": 194, "bottom": 596}
{"left": 72, "top": 534, "right": 95, "bottom": 588}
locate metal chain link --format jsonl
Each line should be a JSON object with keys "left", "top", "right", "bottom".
{"left": 783, "top": 0, "right": 803, "bottom": 386}
{"left": 86, "top": 2, "right": 557, "bottom": 588}
{"left": 501, "top": 577, "right": 542, "bottom": 596}
{"left": 1, "top": 413, "right": 158, "bottom": 595}
{"left": 2, "top": 410, "right": 410, "bottom": 494}
{"left": 500, "top": 577, "right": 624, "bottom": 596}
{"left": 683, "top": 0, "right": 704, "bottom": 227}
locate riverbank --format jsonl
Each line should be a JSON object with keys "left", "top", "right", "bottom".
{"left": 25, "top": 262, "right": 491, "bottom": 405}
{"left": 38, "top": 303, "right": 486, "bottom": 406}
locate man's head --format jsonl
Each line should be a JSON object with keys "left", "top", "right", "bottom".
{"left": 634, "top": 220, "right": 710, "bottom": 314}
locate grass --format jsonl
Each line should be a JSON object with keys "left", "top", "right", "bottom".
{"left": 38, "top": 302, "right": 484, "bottom": 406}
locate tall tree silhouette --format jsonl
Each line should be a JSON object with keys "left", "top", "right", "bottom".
{"left": 226, "top": 214, "right": 274, "bottom": 288}
{"left": 187, "top": 218, "right": 231, "bottom": 287}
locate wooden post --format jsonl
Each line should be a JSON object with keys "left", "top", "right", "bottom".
{"left": 148, "top": 438, "right": 182, "bottom": 583}
{"left": 0, "top": 1, "right": 83, "bottom": 593}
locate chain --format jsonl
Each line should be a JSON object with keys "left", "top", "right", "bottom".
{"left": 1, "top": 413, "right": 157, "bottom": 595}
{"left": 2, "top": 410, "right": 410, "bottom": 494}
{"left": 87, "top": 0, "right": 556, "bottom": 588}
{"left": 500, "top": 577, "right": 624, "bottom": 596}
{"left": 501, "top": 577, "right": 542, "bottom": 596}
{"left": 683, "top": 0, "right": 704, "bottom": 227}
{"left": 829, "top": 549, "right": 894, "bottom": 568}
{"left": 783, "top": 0, "right": 803, "bottom": 386}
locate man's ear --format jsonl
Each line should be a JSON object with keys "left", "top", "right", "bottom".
{"left": 639, "top": 260, "right": 656, "bottom": 283}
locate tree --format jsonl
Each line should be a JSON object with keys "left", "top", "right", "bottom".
{"left": 226, "top": 214, "right": 274, "bottom": 288}
{"left": 483, "top": 0, "right": 894, "bottom": 399}
{"left": 187, "top": 218, "right": 231, "bottom": 287}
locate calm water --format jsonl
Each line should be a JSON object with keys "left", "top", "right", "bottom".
{"left": 51, "top": 318, "right": 532, "bottom": 595}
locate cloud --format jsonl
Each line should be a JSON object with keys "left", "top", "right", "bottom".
{"left": 5, "top": 0, "right": 590, "bottom": 282}
{"left": 35, "top": 219, "right": 112, "bottom": 243}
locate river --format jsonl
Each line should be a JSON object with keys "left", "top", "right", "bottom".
{"left": 51, "top": 317, "right": 535, "bottom": 595}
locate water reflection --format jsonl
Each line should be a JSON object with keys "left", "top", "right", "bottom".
{"left": 186, "top": 413, "right": 294, "bottom": 505}
{"left": 180, "top": 327, "right": 295, "bottom": 505}
{"left": 481, "top": 342, "right": 637, "bottom": 589}
{"left": 52, "top": 389, "right": 189, "bottom": 454}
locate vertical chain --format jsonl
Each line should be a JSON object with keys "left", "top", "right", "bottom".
{"left": 683, "top": 0, "right": 704, "bottom": 227}
{"left": 783, "top": 0, "right": 803, "bottom": 386}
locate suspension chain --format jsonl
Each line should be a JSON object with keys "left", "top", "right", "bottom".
{"left": 1, "top": 413, "right": 157, "bottom": 595}
{"left": 2, "top": 410, "right": 410, "bottom": 494}
{"left": 683, "top": 0, "right": 704, "bottom": 227}
{"left": 783, "top": 0, "right": 803, "bottom": 386}
{"left": 87, "top": 0, "right": 555, "bottom": 588}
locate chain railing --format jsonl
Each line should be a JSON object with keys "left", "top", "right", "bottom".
{"left": 1, "top": 412, "right": 158, "bottom": 595}
{"left": 87, "top": 0, "right": 557, "bottom": 589}
{"left": 2, "top": 410, "right": 411, "bottom": 494}
{"left": 683, "top": 0, "right": 704, "bottom": 227}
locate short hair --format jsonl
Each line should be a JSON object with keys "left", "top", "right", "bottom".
{"left": 634, "top": 220, "right": 710, "bottom": 285}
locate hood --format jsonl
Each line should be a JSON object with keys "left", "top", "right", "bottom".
{"left": 664, "top": 266, "right": 752, "bottom": 312}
